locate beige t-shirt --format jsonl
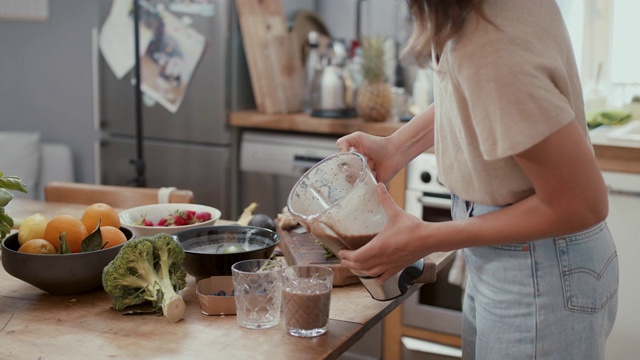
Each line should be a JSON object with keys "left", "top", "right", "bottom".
{"left": 434, "top": 0, "right": 589, "bottom": 206}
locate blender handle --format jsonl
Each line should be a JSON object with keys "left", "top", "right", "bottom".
{"left": 409, "top": 257, "right": 438, "bottom": 284}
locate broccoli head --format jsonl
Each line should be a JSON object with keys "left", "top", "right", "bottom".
{"left": 102, "top": 233, "right": 187, "bottom": 322}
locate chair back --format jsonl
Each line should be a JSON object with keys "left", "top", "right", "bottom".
{"left": 44, "top": 181, "right": 195, "bottom": 209}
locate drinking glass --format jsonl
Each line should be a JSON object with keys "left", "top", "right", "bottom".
{"left": 281, "top": 265, "right": 333, "bottom": 337}
{"left": 231, "top": 259, "right": 282, "bottom": 329}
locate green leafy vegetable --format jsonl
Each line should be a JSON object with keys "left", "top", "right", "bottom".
{"left": 587, "top": 110, "right": 632, "bottom": 130}
{"left": 315, "top": 239, "right": 336, "bottom": 259}
{"left": 257, "top": 255, "right": 283, "bottom": 272}
{"left": 0, "top": 171, "right": 27, "bottom": 239}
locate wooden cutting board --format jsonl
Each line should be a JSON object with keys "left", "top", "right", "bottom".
{"left": 276, "top": 225, "right": 361, "bottom": 286}
{"left": 234, "top": 0, "right": 304, "bottom": 115}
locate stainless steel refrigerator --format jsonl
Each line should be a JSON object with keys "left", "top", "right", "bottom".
{"left": 97, "top": 0, "right": 252, "bottom": 218}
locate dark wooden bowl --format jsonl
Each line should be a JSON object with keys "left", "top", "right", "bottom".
{"left": 173, "top": 225, "right": 279, "bottom": 280}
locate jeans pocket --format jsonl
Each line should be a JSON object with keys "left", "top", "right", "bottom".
{"left": 555, "top": 221, "right": 619, "bottom": 313}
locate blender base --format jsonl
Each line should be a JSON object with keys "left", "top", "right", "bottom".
{"left": 359, "top": 260, "right": 425, "bottom": 301}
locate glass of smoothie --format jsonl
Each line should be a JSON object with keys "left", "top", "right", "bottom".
{"left": 281, "top": 265, "right": 333, "bottom": 337}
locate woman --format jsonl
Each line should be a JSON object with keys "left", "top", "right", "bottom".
{"left": 337, "top": 0, "right": 618, "bottom": 358}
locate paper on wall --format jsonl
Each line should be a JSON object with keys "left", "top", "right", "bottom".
{"left": 98, "top": 0, "right": 153, "bottom": 79}
{"left": 99, "top": 0, "right": 206, "bottom": 113}
{"left": 168, "top": 0, "right": 215, "bottom": 17}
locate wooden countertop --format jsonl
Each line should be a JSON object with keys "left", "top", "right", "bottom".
{"left": 1, "top": 198, "right": 454, "bottom": 359}
{"left": 230, "top": 110, "right": 640, "bottom": 174}
{"left": 592, "top": 142, "right": 640, "bottom": 174}
{"left": 229, "top": 110, "right": 404, "bottom": 137}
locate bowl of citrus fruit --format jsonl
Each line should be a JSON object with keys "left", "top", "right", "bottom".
{"left": 1, "top": 203, "right": 133, "bottom": 295}
{"left": 119, "top": 203, "right": 221, "bottom": 238}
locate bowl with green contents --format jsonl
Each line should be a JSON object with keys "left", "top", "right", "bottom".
{"left": 173, "top": 225, "right": 279, "bottom": 280}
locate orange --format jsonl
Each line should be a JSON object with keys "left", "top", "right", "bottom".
{"left": 43, "top": 215, "right": 88, "bottom": 253}
{"left": 100, "top": 226, "right": 128, "bottom": 249}
{"left": 81, "top": 203, "right": 121, "bottom": 233}
{"left": 18, "top": 239, "right": 57, "bottom": 254}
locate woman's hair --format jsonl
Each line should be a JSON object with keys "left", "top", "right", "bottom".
{"left": 403, "top": 0, "right": 486, "bottom": 65}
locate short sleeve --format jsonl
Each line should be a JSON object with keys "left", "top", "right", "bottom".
{"left": 454, "top": 27, "right": 576, "bottom": 160}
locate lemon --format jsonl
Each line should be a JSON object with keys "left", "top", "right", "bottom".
{"left": 18, "top": 213, "right": 48, "bottom": 246}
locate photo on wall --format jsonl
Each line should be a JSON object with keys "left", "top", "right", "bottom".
{"left": 138, "top": 2, "right": 206, "bottom": 113}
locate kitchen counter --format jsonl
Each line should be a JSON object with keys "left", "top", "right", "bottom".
{"left": 230, "top": 111, "right": 404, "bottom": 138}
{"left": 230, "top": 111, "right": 640, "bottom": 175}
{"left": 590, "top": 124, "right": 640, "bottom": 174}
{"left": 593, "top": 143, "right": 640, "bottom": 174}
{"left": 0, "top": 198, "right": 454, "bottom": 359}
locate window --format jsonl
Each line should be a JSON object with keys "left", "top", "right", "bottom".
{"left": 610, "top": 0, "right": 640, "bottom": 84}
{"left": 560, "top": 0, "right": 640, "bottom": 109}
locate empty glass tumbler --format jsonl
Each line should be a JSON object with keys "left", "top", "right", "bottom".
{"left": 231, "top": 259, "right": 282, "bottom": 329}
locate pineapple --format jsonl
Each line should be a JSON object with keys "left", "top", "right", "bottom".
{"left": 356, "top": 37, "right": 392, "bottom": 122}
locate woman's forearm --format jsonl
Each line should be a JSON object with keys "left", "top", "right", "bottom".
{"left": 388, "top": 103, "right": 436, "bottom": 164}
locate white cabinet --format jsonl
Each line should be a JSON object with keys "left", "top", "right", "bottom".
{"left": 602, "top": 171, "right": 640, "bottom": 360}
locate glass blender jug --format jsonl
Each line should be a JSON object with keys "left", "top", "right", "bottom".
{"left": 287, "top": 151, "right": 432, "bottom": 301}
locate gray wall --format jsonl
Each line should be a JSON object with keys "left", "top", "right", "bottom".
{"left": 318, "top": 0, "right": 411, "bottom": 46}
{"left": 0, "top": 0, "right": 101, "bottom": 184}
{"left": 0, "top": 0, "right": 316, "bottom": 186}
{"left": 0, "top": 0, "right": 405, "bottom": 187}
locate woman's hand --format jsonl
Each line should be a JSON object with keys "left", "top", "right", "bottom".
{"left": 338, "top": 182, "right": 432, "bottom": 284}
{"left": 336, "top": 132, "right": 402, "bottom": 184}
{"left": 337, "top": 104, "right": 436, "bottom": 184}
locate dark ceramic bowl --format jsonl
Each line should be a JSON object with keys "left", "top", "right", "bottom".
{"left": 173, "top": 225, "right": 280, "bottom": 280}
{"left": 1, "top": 227, "right": 134, "bottom": 295}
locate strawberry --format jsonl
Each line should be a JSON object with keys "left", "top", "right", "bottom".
{"left": 195, "top": 211, "right": 212, "bottom": 222}
{"left": 174, "top": 214, "right": 189, "bottom": 226}
{"left": 135, "top": 215, "right": 154, "bottom": 227}
{"left": 157, "top": 217, "right": 170, "bottom": 226}
{"left": 146, "top": 209, "right": 212, "bottom": 227}
{"left": 183, "top": 210, "right": 196, "bottom": 222}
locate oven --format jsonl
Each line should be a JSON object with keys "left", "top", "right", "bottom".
{"left": 402, "top": 152, "right": 463, "bottom": 359}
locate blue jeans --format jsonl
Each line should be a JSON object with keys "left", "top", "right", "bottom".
{"left": 451, "top": 194, "right": 618, "bottom": 360}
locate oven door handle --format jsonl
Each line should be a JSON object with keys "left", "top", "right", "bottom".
{"left": 417, "top": 196, "right": 452, "bottom": 210}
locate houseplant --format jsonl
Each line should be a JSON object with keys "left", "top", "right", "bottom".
{"left": 0, "top": 171, "right": 27, "bottom": 239}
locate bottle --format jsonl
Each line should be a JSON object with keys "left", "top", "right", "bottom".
{"left": 412, "top": 68, "right": 432, "bottom": 114}
{"left": 304, "top": 31, "right": 321, "bottom": 113}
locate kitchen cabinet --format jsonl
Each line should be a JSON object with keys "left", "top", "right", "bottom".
{"left": 589, "top": 127, "right": 640, "bottom": 359}
{"left": 602, "top": 171, "right": 640, "bottom": 360}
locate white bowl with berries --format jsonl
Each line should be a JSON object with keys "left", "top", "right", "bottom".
{"left": 119, "top": 203, "right": 222, "bottom": 238}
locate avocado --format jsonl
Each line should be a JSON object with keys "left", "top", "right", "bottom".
{"left": 248, "top": 213, "right": 276, "bottom": 231}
